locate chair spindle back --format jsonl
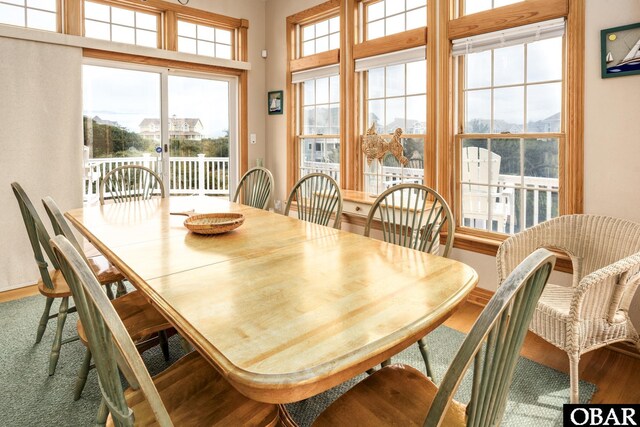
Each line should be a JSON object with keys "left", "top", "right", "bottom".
{"left": 284, "top": 173, "right": 343, "bottom": 229}
{"left": 233, "top": 167, "right": 274, "bottom": 210}
{"left": 100, "top": 165, "right": 165, "bottom": 205}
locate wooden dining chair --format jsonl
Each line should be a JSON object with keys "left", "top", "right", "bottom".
{"left": 42, "top": 196, "right": 173, "bottom": 400}
{"left": 100, "top": 165, "right": 165, "bottom": 205}
{"left": 50, "top": 235, "right": 281, "bottom": 427}
{"left": 365, "top": 183, "right": 455, "bottom": 379}
{"left": 284, "top": 173, "right": 342, "bottom": 229}
{"left": 313, "top": 248, "right": 556, "bottom": 427}
{"left": 11, "top": 182, "right": 125, "bottom": 375}
{"left": 232, "top": 167, "right": 274, "bottom": 210}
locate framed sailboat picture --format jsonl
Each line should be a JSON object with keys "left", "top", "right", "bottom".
{"left": 601, "top": 22, "right": 640, "bottom": 78}
{"left": 268, "top": 90, "right": 284, "bottom": 115}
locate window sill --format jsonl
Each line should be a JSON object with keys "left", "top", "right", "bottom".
{"left": 453, "top": 228, "right": 573, "bottom": 274}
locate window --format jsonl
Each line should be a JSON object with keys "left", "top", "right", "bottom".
{"left": 455, "top": 20, "right": 565, "bottom": 234}
{"left": 177, "top": 20, "right": 233, "bottom": 60}
{"left": 365, "top": 0, "right": 426, "bottom": 41}
{"left": 84, "top": 1, "right": 158, "bottom": 48}
{"left": 0, "top": 0, "right": 57, "bottom": 31}
{"left": 298, "top": 74, "right": 340, "bottom": 182}
{"left": 301, "top": 16, "right": 339, "bottom": 56}
{"left": 362, "top": 57, "right": 426, "bottom": 194}
{"left": 463, "top": 0, "right": 523, "bottom": 16}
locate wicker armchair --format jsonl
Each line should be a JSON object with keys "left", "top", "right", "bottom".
{"left": 497, "top": 215, "right": 640, "bottom": 403}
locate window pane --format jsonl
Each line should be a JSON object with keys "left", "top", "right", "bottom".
{"left": 493, "top": 86, "right": 524, "bottom": 132}
{"left": 198, "top": 40, "right": 215, "bottom": 57}
{"left": 330, "top": 104, "right": 340, "bottom": 134}
{"left": 406, "top": 7, "right": 426, "bottom": 30}
{"left": 216, "top": 28, "right": 231, "bottom": 45}
{"left": 406, "top": 95, "right": 426, "bottom": 129}
{"left": 368, "top": 67, "right": 385, "bottom": 99}
{"left": 492, "top": 138, "right": 521, "bottom": 177}
{"left": 386, "top": 14, "right": 405, "bottom": 36}
{"left": 3, "top": 0, "right": 25, "bottom": 5}
{"left": 524, "top": 138, "right": 558, "bottom": 178}
{"left": 329, "top": 75, "right": 340, "bottom": 103}
{"left": 27, "top": 9, "right": 56, "bottom": 31}
{"left": 198, "top": 25, "right": 215, "bottom": 42}
{"left": 85, "top": 20, "right": 110, "bottom": 40}
{"left": 527, "top": 37, "right": 563, "bottom": 83}
{"left": 494, "top": 45, "right": 524, "bottom": 86}
{"left": 466, "top": 51, "right": 491, "bottom": 89}
{"left": 407, "top": 0, "right": 426, "bottom": 8}
{"left": 112, "top": 25, "right": 135, "bottom": 44}
{"left": 136, "top": 29, "right": 156, "bottom": 48}
{"left": 303, "top": 106, "right": 315, "bottom": 134}
{"left": 329, "top": 16, "right": 339, "bottom": 33}
{"left": 367, "top": 19, "right": 384, "bottom": 40}
{"left": 526, "top": 83, "right": 561, "bottom": 132}
{"left": 386, "top": 97, "right": 405, "bottom": 133}
{"left": 315, "top": 77, "right": 329, "bottom": 104}
{"left": 495, "top": 0, "right": 522, "bottom": 7}
{"left": 178, "top": 20, "right": 196, "bottom": 37}
{"left": 136, "top": 12, "right": 156, "bottom": 31}
{"left": 303, "top": 80, "right": 315, "bottom": 105}
{"left": 27, "top": 0, "right": 55, "bottom": 12}
{"left": 112, "top": 7, "right": 134, "bottom": 26}
{"left": 316, "top": 106, "right": 329, "bottom": 134}
{"left": 406, "top": 60, "right": 426, "bottom": 95}
{"left": 465, "top": 90, "right": 491, "bottom": 132}
{"left": 178, "top": 36, "right": 197, "bottom": 54}
{"left": 329, "top": 33, "right": 339, "bottom": 50}
{"left": 367, "top": 1, "right": 384, "bottom": 22}
{"left": 386, "top": 0, "right": 404, "bottom": 16}
{"left": 303, "top": 40, "right": 315, "bottom": 56}
{"left": 368, "top": 99, "right": 384, "bottom": 129}
{"left": 85, "top": 1, "right": 109, "bottom": 21}
{"left": 464, "top": 0, "right": 491, "bottom": 15}
{"left": 386, "top": 64, "right": 405, "bottom": 97}
{"left": 216, "top": 43, "right": 232, "bottom": 59}
{"left": 0, "top": 3, "right": 25, "bottom": 26}
{"left": 315, "top": 35, "right": 329, "bottom": 53}
{"left": 316, "top": 19, "right": 328, "bottom": 37}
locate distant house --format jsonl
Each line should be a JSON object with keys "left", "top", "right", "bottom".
{"left": 139, "top": 117, "right": 204, "bottom": 141}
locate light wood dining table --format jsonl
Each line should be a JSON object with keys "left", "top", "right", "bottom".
{"left": 65, "top": 196, "right": 478, "bottom": 405}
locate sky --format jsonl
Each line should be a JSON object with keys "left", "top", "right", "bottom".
{"left": 82, "top": 65, "right": 230, "bottom": 138}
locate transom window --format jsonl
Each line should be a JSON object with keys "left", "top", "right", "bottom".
{"left": 84, "top": 1, "right": 158, "bottom": 48}
{"left": 177, "top": 20, "right": 233, "bottom": 60}
{"left": 0, "top": 0, "right": 57, "bottom": 31}
{"left": 299, "top": 75, "right": 340, "bottom": 182}
{"left": 301, "top": 16, "right": 339, "bottom": 57}
{"left": 365, "top": 0, "right": 426, "bottom": 41}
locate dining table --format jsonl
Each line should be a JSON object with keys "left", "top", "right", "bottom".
{"left": 65, "top": 195, "right": 478, "bottom": 405}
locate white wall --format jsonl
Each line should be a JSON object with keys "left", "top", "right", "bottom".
{"left": 0, "top": 38, "right": 83, "bottom": 291}
{"left": 263, "top": 0, "right": 640, "bottom": 322}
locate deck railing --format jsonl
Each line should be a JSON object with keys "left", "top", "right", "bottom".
{"left": 84, "top": 154, "right": 230, "bottom": 200}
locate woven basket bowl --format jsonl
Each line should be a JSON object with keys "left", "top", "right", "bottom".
{"left": 184, "top": 213, "right": 245, "bottom": 235}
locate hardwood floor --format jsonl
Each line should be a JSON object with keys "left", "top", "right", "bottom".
{"left": 444, "top": 302, "right": 640, "bottom": 404}
{"left": 1, "top": 287, "right": 638, "bottom": 403}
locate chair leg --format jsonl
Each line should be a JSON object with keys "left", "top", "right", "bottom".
{"left": 159, "top": 330, "right": 170, "bottom": 362}
{"left": 569, "top": 353, "right": 580, "bottom": 404}
{"left": 49, "top": 297, "right": 69, "bottom": 376}
{"left": 105, "top": 284, "right": 114, "bottom": 300}
{"left": 75, "top": 348, "right": 92, "bottom": 401}
{"left": 36, "top": 297, "right": 55, "bottom": 343}
{"left": 115, "top": 281, "right": 127, "bottom": 298}
{"left": 95, "top": 398, "right": 109, "bottom": 426}
{"left": 418, "top": 337, "right": 434, "bottom": 380}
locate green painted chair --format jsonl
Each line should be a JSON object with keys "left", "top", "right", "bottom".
{"left": 365, "top": 183, "right": 455, "bottom": 378}
{"left": 284, "top": 173, "right": 342, "bottom": 229}
{"left": 11, "top": 182, "right": 124, "bottom": 375}
{"left": 42, "top": 196, "right": 172, "bottom": 401}
{"left": 50, "top": 235, "right": 280, "bottom": 427}
{"left": 313, "top": 248, "right": 556, "bottom": 427}
{"left": 100, "top": 165, "right": 165, "bottom": 205}
{"left": 232, "top": 167, "right": 274, "bottom": 210}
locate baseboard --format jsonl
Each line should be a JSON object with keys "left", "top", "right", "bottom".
{"left": 467, "top": 287, "right": 640, "bottom": 360}
{"left": 0, "top": 283, "right": 39, "bottom": 303}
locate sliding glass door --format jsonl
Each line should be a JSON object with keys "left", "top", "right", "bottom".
{"left": 81, "top": 61, "right": 237, "bottom": 202}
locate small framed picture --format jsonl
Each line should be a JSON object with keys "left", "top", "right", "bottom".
{"left": 601, "top": 22, "right": 640, "bottom": 79}
{"left": 268, "top": 90, "right": 284, "bottom": 115}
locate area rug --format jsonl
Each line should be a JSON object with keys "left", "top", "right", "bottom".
{"left": 0, "top": 295, "right": 596, "bottom": 426}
